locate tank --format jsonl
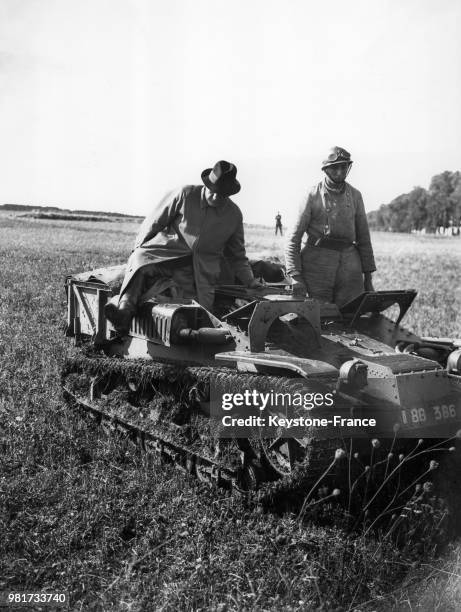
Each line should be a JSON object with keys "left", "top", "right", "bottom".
{"left": 61, "top": 263, "right": 461, "bottom": 498}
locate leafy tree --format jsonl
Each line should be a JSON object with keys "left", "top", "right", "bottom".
{"left": 367, "top": 171, "right": 461, "bottom": 233}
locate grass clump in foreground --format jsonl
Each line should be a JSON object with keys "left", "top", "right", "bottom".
{"left": 1, "top": 216, "right": 461, "bottom": 610}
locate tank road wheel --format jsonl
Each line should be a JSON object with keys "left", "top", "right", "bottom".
{"left": 224, "top": 438, "right": 264, "bottom": 491}
{"left": 236, "top": 462, "right": 260, "bottom": 491}
{"left": 89, "top": 374, "right": 114, "bottom": 401}
{"left": 259, "top": 437, "right": 307, "bottom": 477}
{"left": 185, "top": 455, "right": 196, "bottom": 475}
{"left": 195, "top": 459, "right": 211, "bottom": 484}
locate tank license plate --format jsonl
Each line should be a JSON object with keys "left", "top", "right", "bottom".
{"left": 401, "top": 402, "right": 460, "bottom": 428}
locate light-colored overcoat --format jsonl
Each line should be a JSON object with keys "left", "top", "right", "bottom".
{"left": 119, "top": 185, "right": 254, "bottom": 310}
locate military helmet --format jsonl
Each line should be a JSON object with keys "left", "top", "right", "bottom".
{"left": 321, "top": 146, "right": 353, "bottom": 169}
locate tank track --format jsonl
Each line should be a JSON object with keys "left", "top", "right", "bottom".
{"left": 61, "top": 350, "right": 346, "bottom": 502}
{"left": 61, "top": 350, "right": 460, "bottom": 525}
{"left": 63, "top": 384, "right": 243, "bottom": 489}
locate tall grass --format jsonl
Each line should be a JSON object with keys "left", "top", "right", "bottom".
{"left": 0, "top": 213, "right": 460, "bottom": 610}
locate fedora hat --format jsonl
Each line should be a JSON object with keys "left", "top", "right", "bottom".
{"left": 321, "top": 146, "right": 353, "bottom": 170}
{"left": 201, "top": 160, "right": 241, "bottom": 196}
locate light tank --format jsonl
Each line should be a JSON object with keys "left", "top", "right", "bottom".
{"left": 62, "top": 263, "right": 461, "bottom": 495}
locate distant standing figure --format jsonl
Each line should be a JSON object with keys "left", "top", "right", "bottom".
{"left": 275, "top": 212, "right": 283, "bottom": 235}
{"left": 285, "top": 146, "right": 376, "bottom": 306}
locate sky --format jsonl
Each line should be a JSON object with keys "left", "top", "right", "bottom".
{"left": 0, "top": 0, "right": 460, "bottom": 225}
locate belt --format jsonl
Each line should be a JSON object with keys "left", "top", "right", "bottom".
{"left": 307, "top": 235, "right": 356, "bottom": 251}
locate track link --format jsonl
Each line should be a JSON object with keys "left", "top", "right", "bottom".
{"left": 61, "top": 352, "right": 351, "bottom": 502}
{"left": 63, "top": 385, "right": 249, "bottom": 490}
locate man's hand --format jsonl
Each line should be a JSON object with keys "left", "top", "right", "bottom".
{"left": 290, "top": 274, "right": 308, "bottom": 297}
{"left": 364, "top": 272, "right": 374, "bottom": 292}
{"left": 247, "top": 278, "right": 265, "bottom": 290}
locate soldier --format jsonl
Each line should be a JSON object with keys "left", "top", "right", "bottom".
{"left": 275, "top": 212, "right": 283, "bottom": 235}
{"left": 105, "top": 160, "right": 262, "bottom": 334}
{"left": 285, "top": 146, "right": 376, "bottom": 306}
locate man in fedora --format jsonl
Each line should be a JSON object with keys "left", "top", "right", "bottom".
{"left": 105, "top": 160, "right": 262, "bottom": 334}
{"left": 285, "top": 146, "right": 376, "bottom": 306}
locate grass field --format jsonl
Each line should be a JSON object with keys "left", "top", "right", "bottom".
{"left": 1, "top": 212, "right": 461, "bottom": 611}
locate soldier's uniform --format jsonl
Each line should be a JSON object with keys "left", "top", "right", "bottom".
{"left": 275, "top": 213, "right": 283, "bottom": 235}
{"left": 285, "top": 147, "right": 376, "bottom": 306}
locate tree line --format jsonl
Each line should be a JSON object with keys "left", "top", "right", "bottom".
{"left": 0, "top": 203, "right": 139, "bottom": 218}
{"left": 367, "top": 170, "right": 461, "bottom": 234}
